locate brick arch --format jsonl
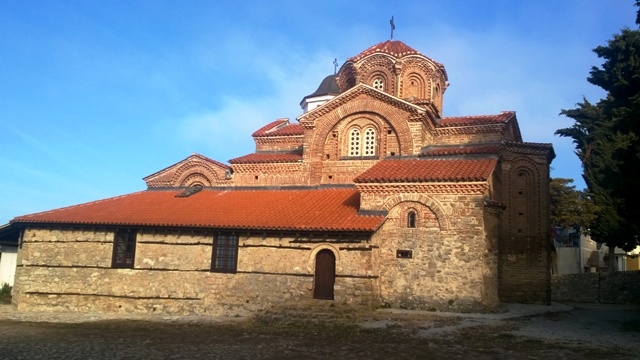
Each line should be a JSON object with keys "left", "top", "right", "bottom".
{"left": 307, "top": 99, "right": 416, "bottom": 161}
{"left": 400, "top": 72, "right": 427, "bottom": 99}
{"left": 366, "top": 70, "right": 391, "bottom": 93}
{"left": 505, "top": 156, "right": 547, "bottom": 264}
{"left": 173, "top": 162, "right": 224, "bottom": 187}
{"left": 508, "top": 157, "right": 543, "bottom": 193}
{"left": 358, "top": 55, "right": 397, "bottom": 96}
{"left": 336, "top": 63, "right": 357, "bottom": 92}
{"left": 404, "top": 207, "right": 418, "bottom": 228}
{"left": 181, "top": 173, "right": 212, "bottom": 187}
{"left": 382, "top": 194, "right": 451, "bottom": 231}
{"left": 430, "top": 76, "right": 445, "bottom": 114}
{"left": 339, "top": 114, "right": 384, "bottom": 158}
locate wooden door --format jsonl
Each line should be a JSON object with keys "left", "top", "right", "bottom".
{"left": 313, "top": 249, "right": 335, "bottom": 300}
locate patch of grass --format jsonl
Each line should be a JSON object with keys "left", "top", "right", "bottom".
{"left": 0, "top": 283, "right": 12, "bottom": 304}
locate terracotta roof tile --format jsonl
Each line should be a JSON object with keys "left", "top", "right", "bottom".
{"left": 354, "top": 158, "right": 497, "bottom": 183}
{"left": 265, "top": 123, "right": 303, "bottom": 137}
{"left": 438, "top": 111, "right": 515, "bottom": 127}
{"left": 252, "top": 119, "right": 303, "bottom": 137}
{"left": 349, "top": 40, "right": 421, "bottom": 62}
{"left": 229, "top": 152, "right": 303, "bottom": 164}
{"left": 11, "top": 188, "right": 383, "bottom": 232}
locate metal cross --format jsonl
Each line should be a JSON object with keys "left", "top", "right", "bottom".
{"left": 390, "top": 16, "right": 395, "bottom": 40}
{"left": 333, "top": 58, "right": 338, "bottom": 74}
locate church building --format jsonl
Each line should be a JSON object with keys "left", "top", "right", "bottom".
{"left": 5, "top": 40, "right": 555, "bottom": 315}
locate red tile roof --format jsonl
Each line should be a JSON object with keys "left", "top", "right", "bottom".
{"left": 349, "top": 40, "right": 421, "bottom": 62}
{"left": 11, "top": 188, "right": 384, "bottom": 232}
{"left": 354, "top": 158, "right": 497, "bottom": 183}
{"left": 438, "top": 111, "right": 515, "bottom": 127}
{"left": 252, "top": 119, "right": 303, "bottom": 137}
{"left": 229, "top": 152, "right": 303, "bottom": 164}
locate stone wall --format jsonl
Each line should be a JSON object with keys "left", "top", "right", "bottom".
{"left": 13, "top": 228, "right": 377, "bottom": 316}
{"left": 14, "top": 196, "right": 501, "bottom": 316}
{"left": 369, "top": 191, "right": 500, "bottom": 312}
{"left": 551, "top": 271, "right": 640, "bottom": 304}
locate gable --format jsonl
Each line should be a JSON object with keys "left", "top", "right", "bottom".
{"left": 298, "top": 84, "right": 430, "bottom": 160}
{"left": 143, "top": 153, "right": 231, "bottom": 188}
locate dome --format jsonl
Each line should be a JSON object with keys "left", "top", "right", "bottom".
{"left": 301, "top": 74, "right": 340, "bottom": 101}
{"left": 300, "top": 74, "right": 341, "bottom": 113}
{"left": 348, "top": 40, "right": 421, "bottom": 62}
{"left": 336, "top": 40, "right": 448, "bottom": 116}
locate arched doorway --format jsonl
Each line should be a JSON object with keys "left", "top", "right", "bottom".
{"left": 313, "top": 249, "right": 335, "bottom": 300}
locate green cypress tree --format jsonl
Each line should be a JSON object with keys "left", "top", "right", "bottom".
{"left": 556, "top": 2, "right": 640, "bottom": 270}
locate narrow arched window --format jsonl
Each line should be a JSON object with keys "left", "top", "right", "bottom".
{"left": 364, "top": 127, "right": 376, "bottom": 156}
{"left": 349, "top": 128, "right": 361, "bottom": 156}
{"left": 407, "top": 211, "right": 417, "bottom": 228}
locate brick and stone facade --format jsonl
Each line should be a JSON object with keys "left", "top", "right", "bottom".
{"left": 8, "top": 40, "right": 554, "bottom": 316}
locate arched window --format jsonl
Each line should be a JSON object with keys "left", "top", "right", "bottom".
{"left": 349, "top": 128, "right": 361, "bottom": 156}
{"left": 346, "top": 125, "right": 378, "bottom": 158}
{"left": 407, "top": 211, "right": 417, "bottom": 228}
{"left": 364, "top": 127, "right": 376, "bottom": 156}
{"left": 372, "top": 77, "right": 384, "bottom": 91}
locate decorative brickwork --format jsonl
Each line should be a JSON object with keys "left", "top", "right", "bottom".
{"left": 497, "top": 151, "right": 552, "bottom": 304}
{"left": 231, "top": 163, "right": 307, "bottom": 186}
{"left": 9, "top": 39, "right": 555, "bottom": 316}
{"left": 144, "top": 154, "right": 231, "bottom": 188}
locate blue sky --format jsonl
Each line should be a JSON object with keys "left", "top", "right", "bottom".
{"left": 0, "top": 1, "right": 636, "bottom": 224}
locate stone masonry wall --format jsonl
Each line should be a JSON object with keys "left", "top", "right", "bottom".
{"left": 368, "top": 191, "right": 500, "bottom": 312}
{"left": 551, "top": 271, "right": 640, "bottom": 304}
{"left": 13, "top": 228, "right": 377, "bottom": 316}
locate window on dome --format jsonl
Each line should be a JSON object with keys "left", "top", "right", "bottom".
{"left": 112, "top": 229, "right": 137, "bottom": 268}
{"left": 372, "top": 77, "right": 384, "bottom": 91}
{"left": 211, "top": 233, "right": 239, "bottom": 273}
{"left": 349, "top": 128, "right": 361, "bottom": 156}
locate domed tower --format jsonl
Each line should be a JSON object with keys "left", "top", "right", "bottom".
{"left": 300, "top": 74, "right": 340, "bottom": 113}
{"left": 336, "top": 40, "right": 448, "bottom": 117}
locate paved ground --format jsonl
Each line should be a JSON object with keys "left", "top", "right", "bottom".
{"left": 0, "top": 303, "right": 638, "bottom": 359}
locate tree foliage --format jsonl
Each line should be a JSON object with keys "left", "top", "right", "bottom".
{"left": 556, "top": 3, "right": 640, "bottom": 252}
{"left": 550, "top": 178, "right": 598, "bottom": 231}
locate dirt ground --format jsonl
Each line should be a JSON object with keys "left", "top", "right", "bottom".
{"left": 0, "top": 303, "right": 638, "bottom": 359}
